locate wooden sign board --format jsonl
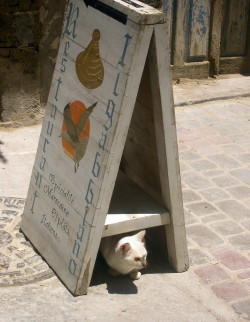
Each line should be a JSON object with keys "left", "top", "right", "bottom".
{"left": 21, "top": 0, "right": 188, "bottom": 295}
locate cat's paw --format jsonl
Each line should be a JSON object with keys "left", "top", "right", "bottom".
{"left": 108, "top": 268, "right": 120, "bottom": 277}
{"left": 129, "top": 270, "right": 141, "bottom": 280}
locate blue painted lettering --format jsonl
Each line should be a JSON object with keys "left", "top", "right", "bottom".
{"left": 50, "top": 104, "right": 57, "bottom": 119}
{"left": 113, "top": 72, "right": 120, "bottom": 96}
{"left": 73, "top": 240, "right": 81, "bottom": 258}
{"left": 64, "top": 2, "right": 79, "bottom": 39}
{"left": 39, "top": 156, "right": 47, "bottom": 171}
{"left": 64, "top": 41, "right": 70, "bottom": 56}
{"left": 68, "top": 258, "right": 77, "bottom": 275}
{"left": 117, "top": 34, "right": 133, "bottom": 67}
{"left": 92, "top": 152, "right": 101, "bottom": 178}
{"left": 35, "top": 171, "right": 43, "bottom": 189}
{"left": 60, "top": 58, "right": 68, "bottom": 73}
{"left": 104, "top": 99, "right": 115, "bottom": 131}
{"left": 47, "top": 121, "right": 53, "bottom": 137}
{"left": 77, "top": 225, "right": 84, "bottom": 242}
{"left": 55, "top": 77, "right": 62, "bottom": 101}
{"left": 30, "top": 190, "right": 38, "bottom": 214}
{"left": 99, "top": 132, "right": 107, "bottom": 150}
{"left": 85, "top": 179, "right": 94, "bottom": 205}
{"left": 43, "top": 138, "right": 49, "bottom": 153}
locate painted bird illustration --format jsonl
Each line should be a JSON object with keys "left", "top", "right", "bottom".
{"left": 61, "top": 101, "right": 97, "bottom": 172}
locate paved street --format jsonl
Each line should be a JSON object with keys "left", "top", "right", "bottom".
{"left": 175, "top": 96, "right": 250, "bottom": 317}
{"left": 0, "top": 75, "right": 249, "bottom": 321}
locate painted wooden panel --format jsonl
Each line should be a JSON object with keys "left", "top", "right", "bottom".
{"left": 187, "top": 0, "right": 211, "bottom": 61}
{"left": 21, "top": 0, "right": 166, "bottom": 295}
{"left": 172, "top": 0, "right": 211, "bottom": 64}
{"left": 172, "top": 0, "right": 190, "bottom": 65}
{"left": 221, "top": 0, "right": 250, "bottom": 57}
{"left": 166, "top": 0, "right": 250, "bottom": 75}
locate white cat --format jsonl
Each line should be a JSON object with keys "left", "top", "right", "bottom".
{"left": 100, "top": 230, "right": 147, "bottom": 279}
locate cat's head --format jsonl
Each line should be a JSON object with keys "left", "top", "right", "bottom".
{"left": 117, "top": 230, "right": 147, "bottom": 270}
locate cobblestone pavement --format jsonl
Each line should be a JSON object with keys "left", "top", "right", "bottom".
{"left": 176, "top": 96, "right": 250, "bottom": 319}
{"left": 0, "top": 197, "right": 54, "bottom": 285}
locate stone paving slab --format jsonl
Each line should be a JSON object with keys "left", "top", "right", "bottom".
{"left": 0, "top": 125, "right": 41, "bottom": 198}
{"left": 176, "top": 96, "right": 250, "bottom": 319}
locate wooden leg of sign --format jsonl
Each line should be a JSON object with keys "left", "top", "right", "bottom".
{"left": 148, "top": 24, "right": 189, "bottom": 272}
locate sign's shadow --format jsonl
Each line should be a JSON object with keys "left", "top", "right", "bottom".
{"left": 90, "top": 254, "right": 138, "bottom": 294}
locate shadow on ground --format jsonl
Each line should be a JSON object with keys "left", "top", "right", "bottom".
{"left": 91, "top": 226, "right": 175, "bottom": 295}
{"left": 0, "top": 140, "right": 7, "bottom": 163}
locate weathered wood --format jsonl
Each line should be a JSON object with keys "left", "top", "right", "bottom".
{"left": 173, "top": 0, "right": 211, "bottom": 64}
{"left": 104, "top": 171, "right": 170, "bottom": 237}
{"left": 170, "top": 0, "right": 250, "bottom": 77}
{"left": 121, "top": 61, "right": 163, "bottom": 204}
{"left": 209, "top": 0, "right": 223, "bottom": 75}
{"left": 172, "top": 0, "right": 189, "bottom": 65}
{"left": 21, "top": 0, "right": 188, "bottom": 295}
{"left": 187, "top": 0, "right": 211, "bottom": 61}
{"left": 104, "top": 213, "right": 169, "bottom": 237}
{"left": 162, "top": 0, "right": 174, "bottom": 57}
{"left": 219, "top": 0, "right": 250, "bottom": 74}
{"left": 148, "top": 23, "right": 189, "bottom": 272}
{"left": 221, "top": 0, "right": 250, "bottom": 57}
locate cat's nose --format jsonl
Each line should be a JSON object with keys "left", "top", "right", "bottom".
{"left": 142, "top": 260, "right": 147, "bottom": 267}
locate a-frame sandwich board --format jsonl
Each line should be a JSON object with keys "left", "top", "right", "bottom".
{"left": 21, "top": 0, "right": 189, "bottom": 295}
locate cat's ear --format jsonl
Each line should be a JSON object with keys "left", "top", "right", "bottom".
{"left": 135, "top": 230, "right": 146, "bottom": 241}
{"left": 120, "top": 243, "right": 131, "bottom": 255}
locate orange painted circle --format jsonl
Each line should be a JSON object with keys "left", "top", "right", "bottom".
{"left": 61, "top": 101, "right": 90, "bottom": 160}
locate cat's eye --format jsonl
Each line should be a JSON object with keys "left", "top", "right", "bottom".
{"left": 134, "top": 257, "right": 141, "bottom": 262}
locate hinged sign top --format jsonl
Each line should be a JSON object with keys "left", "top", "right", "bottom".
{"left": 83, "top": 0, "right": 166, "bottom": 24}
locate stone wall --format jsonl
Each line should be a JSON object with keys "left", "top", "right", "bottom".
{"left": 1, "top": 0, "right": 163, "bottom": 126}
{"left": 1, "top": 0, "right": 249, "bottom": 127}
{"left": 0, "top": 0, "right": 41, "bottom": 126}
{"left": 39, "top": 0, "right": 66, "bottom": 106}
